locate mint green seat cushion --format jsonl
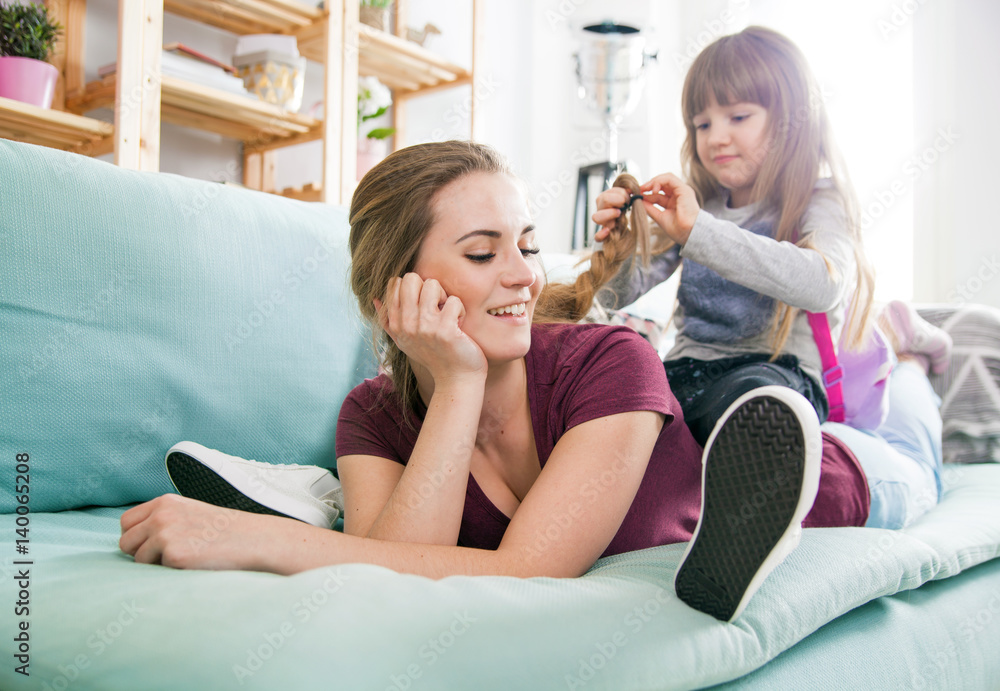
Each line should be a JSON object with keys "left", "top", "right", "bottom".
{"left": 0, "top": 465, "right": 998, "bottom": 689}
{"left": 0, "top": 140, "right": 375, "bottom": 512}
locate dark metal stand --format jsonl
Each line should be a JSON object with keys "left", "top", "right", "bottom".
{"left": 571, "top": 159, "right": 637, "bottom": 250}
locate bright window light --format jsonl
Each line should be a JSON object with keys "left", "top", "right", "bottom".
{"left": 741, "top": 1, "right": 915, "bottom": 301}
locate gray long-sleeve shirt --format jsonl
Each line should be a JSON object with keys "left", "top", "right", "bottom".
{"left": 597, "top": 180, "right": 857, "bottom": 388}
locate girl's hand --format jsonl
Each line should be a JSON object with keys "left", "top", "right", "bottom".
{"left": 590, "top": 186, "right": 633, "bottom": 243}
{"left": 375, "top": 273, "right": 488, "bottom": 385}
{"left": 639, "top": 173, "right": 701, "bottom": 245}
{"left": 119, "top": 494, "right": 304, "bottom": 572}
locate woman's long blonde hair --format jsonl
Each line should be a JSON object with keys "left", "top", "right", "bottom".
{"left": 533, "top": 173, "right": 669, "bottom": 323}
{"left": 349, "top": 141, "right": 657, "bottom": 415}
{"left": 349, "top": 141, "right": 512, "bottom": 416}
{"left": 681, "top": 25, "right": 875, "bottom": 352}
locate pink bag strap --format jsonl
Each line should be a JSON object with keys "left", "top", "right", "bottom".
{"left": 807, "top": 311, "right": 845, "bottom": 423}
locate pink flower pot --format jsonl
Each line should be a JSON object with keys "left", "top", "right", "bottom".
{"left": 0, "top": 56, "right": 59, "bottom": 109}
{"left": 357, "top": 137, "right": 389, "bottom": 180}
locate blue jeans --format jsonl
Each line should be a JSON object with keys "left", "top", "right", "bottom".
{"left": 822, "top": 361, "right": 944, "bottom": 529}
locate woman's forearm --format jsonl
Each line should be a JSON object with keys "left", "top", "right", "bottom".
{"left": 266, "top": 521, "right": 583, "bottom": 580}
{"left": 365, "top": 376, "right": 484, "bottom": 544}
{"left": 121, "top": 494, "right": 575, "bottom": 578}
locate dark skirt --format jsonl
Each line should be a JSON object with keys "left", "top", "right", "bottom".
{"left": 664, "top": 354, "right": 829, "bottom": 446}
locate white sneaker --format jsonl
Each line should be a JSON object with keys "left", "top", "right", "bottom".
{"left": 165, "top": 441, "right": 343, "bottom": 528}
{"left": 674, "top": 386, "right": 822, "bottom": 622}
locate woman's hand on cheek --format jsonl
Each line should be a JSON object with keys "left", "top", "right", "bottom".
{"left": 376, "top": 273, "right": 488, "bottom": 384}
{"left": 640, "top": 173, "right": 701, "bottom": 245}
{"left": 119, "top": 494, "right": 292, "bottom": 572}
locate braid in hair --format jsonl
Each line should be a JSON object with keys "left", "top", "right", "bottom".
{"left": 534, "top": 173, "right": 674, "bottom": 323}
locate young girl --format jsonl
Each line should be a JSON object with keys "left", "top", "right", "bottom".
{"left": 121, "top": 140, "right": 839, "bottom": 623}
{"left": 591, "top": 26, "right": 946, "bottom": 529}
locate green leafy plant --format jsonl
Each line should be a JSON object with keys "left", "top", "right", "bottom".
{"left": 360, "top": 0, "right": 393, "bottom": 8}
{"left": 358, "top": 76, "right": 395, "bottom": 140}
{"left": 0, "top": 2, "right": 62, "bottom": 61}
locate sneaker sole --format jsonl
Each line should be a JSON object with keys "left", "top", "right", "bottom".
{"left": 166, "top": 449, "right": 327, "bottom": 527}
{"left": 674, "top": 388, "right": 820, "bottom": 622}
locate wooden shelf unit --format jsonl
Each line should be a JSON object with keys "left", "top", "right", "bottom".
{"left": 7, "top": 0, "right": 480, "bottom": 204}
{"left": 162, "top": 0, "right": 323, "bottom": 34}
{"left": 0, "top": 0, "right": 112, "bottom": 155}
{"left": 304, "top": 24, "right": 472, "bottom": 92}
{"left": 67, "top": 74, "right": 319, "bottom": 145}
{"left": 0, "top": 95, "right": 113, "bottom": 155}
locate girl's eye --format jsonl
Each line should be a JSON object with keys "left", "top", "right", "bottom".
{"left": 520, "top": 247, "right": 540, "bottom": 258}
{"left": 694, "top": 122, "right": 708, "bottom": 131}
{"left": 732, "top": 114, "right": 748, "bottom": 123}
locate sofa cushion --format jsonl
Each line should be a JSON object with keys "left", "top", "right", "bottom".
{"left": 0, "top": 140, "right": 376, "bottom": 512}
{"left": 918, "top": 304, "right": 1000, "bottom": 463}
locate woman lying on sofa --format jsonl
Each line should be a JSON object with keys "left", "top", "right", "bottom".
{"left": 120, "top": 141, "right": 900, "bottom": 622}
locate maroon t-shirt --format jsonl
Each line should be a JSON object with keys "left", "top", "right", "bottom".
{"left": 335, "top": 322, "right": 704, "bottom": 557}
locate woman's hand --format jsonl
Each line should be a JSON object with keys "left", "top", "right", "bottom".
{"left": 375, "top": 273, "right": 488, "bottom": 385}
{"left": 119, "top": 494, "right": 306, "bottom": 572}
{"left": 639, "top": 173, "right": 700, "bottom": 245}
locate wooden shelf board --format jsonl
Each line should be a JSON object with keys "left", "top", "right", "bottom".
{"left": 164, "top": 0, "right": 321, "bottom": 36}
{"left": 66, "top": 75, "right": 116, "bottom": 113}
{"left": 393, "top": 74, "right": 473, "bottom": 99}
{"left": 163, "top": 77, "right": 313, "bottom": 129}
{"left": 0, "top": 95, "right": 113, "bottom": 153}
{"left": 242, "top": 126, "right": 322, "bottom": 154}
{"left": 70, "top": 75, "right": 321, "bottom": 145}
{"left": 161, "top": 76, "right": 320, "bottom": 142}
{"left": 292, "top": 14, "right": 325, "bottom": 48}
{"left": 279, "top": 182, "right": 322, "bottom": 202}
{"left": 360, "top": 64, "right": 422, "bottom": 93}
{"left": 161, "top": 103, "right": 266, "bottom": 141}
{"left": 298, "top": 22, "right": 471, "bottom": 95}
{"left": 360, "top": 49, "right": 452, "bottom": 89}
{"left": 358, "top": 25, "right": 468, "bottom": 76}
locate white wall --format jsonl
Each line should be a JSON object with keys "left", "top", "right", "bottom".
{"left": 79, "top": 0, "right": 998, "bottom": 307}
{"left": 913, "top": 0, "right": 1000, "bottom": 307}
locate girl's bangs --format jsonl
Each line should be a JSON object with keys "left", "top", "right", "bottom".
{"left": 684, "top": 37, "right": 774, "bottom": 123}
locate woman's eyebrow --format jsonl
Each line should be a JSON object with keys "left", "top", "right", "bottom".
{"left": 455, "top": 230, "right": 500, "bottom": 243}
{"left": 455, "top": 225, "right": 535, "bottom": 244}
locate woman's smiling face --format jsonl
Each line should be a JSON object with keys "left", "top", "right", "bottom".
{"left": 412, "top": 172, "right": 542, "bottom": 364}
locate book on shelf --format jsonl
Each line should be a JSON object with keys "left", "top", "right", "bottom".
{"left": 97, "top": 43, "right": 247, "bottom": 96}
{"left": 162, "top": 43, "right": 238, "bottom": 75}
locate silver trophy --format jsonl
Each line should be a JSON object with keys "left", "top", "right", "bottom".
{"left": 573, "top": 21, "right": 657, "bottom": 249}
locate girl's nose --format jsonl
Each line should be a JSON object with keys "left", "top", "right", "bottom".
{"left": 707, "top": 122, "right": 730, "bottom": 146}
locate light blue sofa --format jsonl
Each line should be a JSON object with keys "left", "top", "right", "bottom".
{"left": 2, "top": 139, "right": 1000, "bottom": 690}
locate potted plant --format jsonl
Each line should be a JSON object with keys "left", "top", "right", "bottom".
{"left": 356, "top": 75, "right": 395, "bottom": 178}
{"left": 0, "top": 1, "right": 62, "bottom": 109}
{"left": 359, "top": 0, "right": 392, "bottom": 32}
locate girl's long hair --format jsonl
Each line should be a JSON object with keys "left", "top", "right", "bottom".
{"left": 681, "top": 26, "right": 875, "bottom": 352}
